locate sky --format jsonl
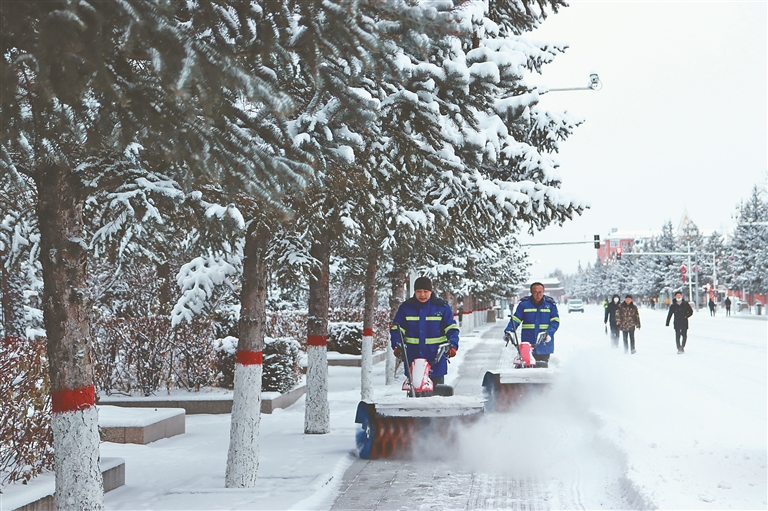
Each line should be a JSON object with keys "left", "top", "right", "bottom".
{"left": 520, "top": 0, "right": 767, "bottom": 278}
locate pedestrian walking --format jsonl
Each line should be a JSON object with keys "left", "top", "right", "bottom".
{"left": 504, "top": 282, "right": 560, "bottom": 368}
{"left": 390, "top": 277, "right": 458, "bottom": 385}
{"left": 666, "top": 291, "right": 694, "bottom": 354}
{"left": 724, "top": 296, "right": 731, "bottom": 316}
{"left": 616, "top": 295, "right": 641, "bottom": 354}
{"left": 604, "top": 294, "right": 620, "bottom": 348}
{"left": 708, "top": 298, "right": 716, "bottom": 317}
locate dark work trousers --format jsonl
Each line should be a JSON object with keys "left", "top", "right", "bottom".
{"left": 610, "top": 325, "right": 620, "bottom": 347}
{"left": 675, "top": 328, "right": 688, "bottom": 350}
{"left": 533, "top": 353, "right": 550, "bottom": 363}
{"left": 622, "top": 330, "right": 635, "bottom": 352}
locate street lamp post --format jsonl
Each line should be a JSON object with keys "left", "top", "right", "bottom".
{"left": 538, "top": 73, "right": 602, "bottom": 94}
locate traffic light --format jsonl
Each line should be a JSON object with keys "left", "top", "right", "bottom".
{"left": 616, "top": 247, "right": 622, "bottom": 260}
{"left": 593, "top": 234, "right": 600, "bottom": 249}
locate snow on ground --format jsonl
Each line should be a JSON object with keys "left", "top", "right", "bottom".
{"left": 455, "top": 306, "right": 767, "bottom": 510}
{"left": 8, "top": 306, "right": 764, "bottom": 510}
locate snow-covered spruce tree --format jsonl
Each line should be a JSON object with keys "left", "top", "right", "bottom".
{"left": 0, "top": 173, "right": 42, "bottom": 340}
{"left": 731, "top": 185, "right": 768, "bottom": 295}
{"left": 386, "top": 3, "right": 585, "bottom": 304}
{"left": 281, "top": 0, "right": 470, "bottom": 432}
{"left": 416, "top": 235, "right": 530, "bottom": 303}
{"left": 701, "top": 231, "right": 726, "bottom": 291}
{"left": 1, "top": 2, "right": 310, "bottom": 506}
{"left": 644, "top": 221, "right": 684, "bottom": 299}
{"left": 331, "top": 0, "right": 582, "bottom": 389}
{"left": 224, "top": 0, "right": 441, "bottom": 472}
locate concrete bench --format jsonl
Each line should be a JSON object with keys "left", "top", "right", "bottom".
{"left": 98, "top": 385, "right": 306, "bottom": 415}
{"left": 261, "top": 385, "right": 307, "bottom": 413}
{"left": 324, "top": 350, "right": 388, "bottom": 367}
{"left": 98, "top": 405, "right": 185, "bottom": 444}
{"left": 5, "top": 457, "right": 125, "bottom": 511}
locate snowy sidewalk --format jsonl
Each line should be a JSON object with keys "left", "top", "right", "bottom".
{"left": 329, "top": 323, "right": 623, "bottom": 511}
{"left": 96, "top": 306, "right": 765, "bottom": 510}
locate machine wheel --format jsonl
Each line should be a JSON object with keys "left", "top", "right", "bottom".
{"left": 481, "top": 372, "right": 499, "bottom": 412}
{"left": 355, "top": 404, "right": 375, "bottom": 459}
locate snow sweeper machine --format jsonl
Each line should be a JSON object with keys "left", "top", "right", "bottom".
{"left": 354, "top": 340, "right": 484, "bottom": 459}
{"left": 481, "top": 328, "right": 555, "bottom": 412}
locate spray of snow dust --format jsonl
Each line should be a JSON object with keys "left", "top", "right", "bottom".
{"left": 450, "top": 348, "right": 630, "bottom": 479}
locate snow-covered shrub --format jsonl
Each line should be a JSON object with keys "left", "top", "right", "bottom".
{"left": 124, "top": 316, "right": 171, "bottom": 396}
{"left": 212, "top": 301, "right": 240, "bottom": 340}
{"left": 266, "top": 310, "right": 307, "bottom": 343}
{"left": 327, "top": 321, "right": 363, "bottom": 355}
{"left": 92, "top": 315, "right": 217, "bottom": 395}
{"left": 263, "top": 337, "right": 301, "bottom": 393}
{"left": 212, "top": 336, "right": 238, "bottom": 389}
{"left": 0, "top": 336, "right": 53, "bottom": 485}
{"left": 329, "top": 308, "right": 390, "bottom": 353}
{"left": 91, "top": 315, "right": 125, "bottom": 395}
{"left": 171, "top": 319, "right": 217, "bottom": 391}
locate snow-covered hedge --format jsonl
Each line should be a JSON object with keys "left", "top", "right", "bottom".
{"left": 211, "top": 335, "right": 238, "bottom": 389}
{"left": 262, "top": 337, "right": 301, "bottom": 393}
{"left": 211, "top": 336, "right": 301, "bottom": 393}
{"left": 327, "top": 322, "right": 363, "bottom": 355}
{"left": 266, "top": 308, "right": 390, "bottom": 353}
{"left": 92, "top": 307, "right": 391, "bottom": 396}
{"left": 0, "top": 336, "right": 54, "bottom": 485}
{"left": 92, "top": 315, "right": 216, "bottom": 395}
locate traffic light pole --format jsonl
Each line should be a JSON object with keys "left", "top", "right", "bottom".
{"left": 521, "top": 241, "right": 599, "bottom": 247}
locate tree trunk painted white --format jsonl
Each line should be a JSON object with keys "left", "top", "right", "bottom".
{"left": 304, "top": 344, "right": 330, "bottom": 434}
{"left": 386, "top": 265, "right": 406, "bottom": 385}
{"left": 306, "top": 236, "right": 331, "bottom": 434}
{"left": 361, "top": 244, "right": 377, "bottom": 400}
{"left": 361, "top": 334, "right": 373, "bottom": 401}
{"left": 52, "top": 405, "right": 103, "bottom": 511}
{"left": 226, "top": 360, "right": 262, "bottom": 487}
{"left": 37, "top": 166, "right": 103, "bottom": 511}
{"left": 226, "top": 223, "right": 269, "bottom": 487}
{"left": 385, "top": 344, "right": 396, "bottom": 385}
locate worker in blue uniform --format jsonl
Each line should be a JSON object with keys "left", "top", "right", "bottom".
{"left": 390, "top": 277, "right": 459, "bottom": 384}
{"left": 505, "top": 282, "right": 560, "bottom": 368}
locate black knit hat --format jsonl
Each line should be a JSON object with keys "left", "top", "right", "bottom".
{"left": 414, "top": 277, "right": 432, "bottom": 291}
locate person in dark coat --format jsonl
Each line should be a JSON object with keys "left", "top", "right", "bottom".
{"left": 708, "top": 298, "right": 716, "bottom": 316}
{"left": 724, "top": 296, "right": 732, "bottom": 316}
{"left": 604, "top": 294, "right": 621, "bottom": 348}
{"left": 390, "top": 277, "right": 459, "bottom": 384}
{"left": 616, "top": 295, "right": 641, "bottom": 354}
{"left": 666, "top": 291, "right": 694, "bottom": 354}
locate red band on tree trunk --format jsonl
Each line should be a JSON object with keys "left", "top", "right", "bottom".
{"left": 51, "top": 385, "right": 96, "bottom": 413}
{"left": 363, "top": 328, "right": 373, "bottom": 337}
{"left": 235, "top": 350, "right": 263, "bottom": 366}
{"left": 307, "top": 335, "right": 327, "bottom": 346}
